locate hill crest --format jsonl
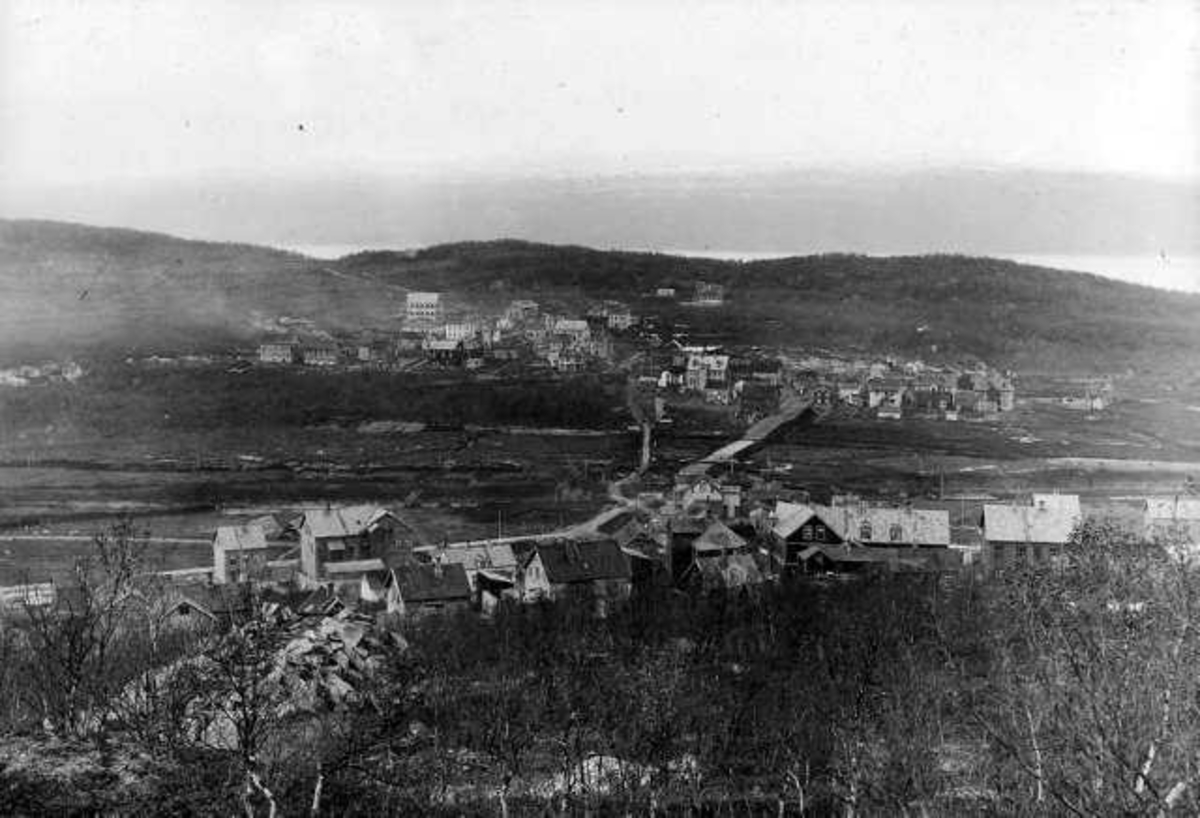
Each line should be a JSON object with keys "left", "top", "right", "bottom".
{"left": 1, "top": 219, "right": 1197, "bottom": 376}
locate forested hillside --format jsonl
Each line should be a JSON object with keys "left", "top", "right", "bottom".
{"left": 344, "top": 240, "right": 1200, "bottom": 373}
{"left": 3, "top": 220, "right": 1198, "bottom": 375}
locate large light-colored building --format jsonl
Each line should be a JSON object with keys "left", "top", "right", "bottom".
{"left": 443, "top": 321, "right": 479, "bottom": 342}
{"left": 298, "top": 505, "right": 406, "bottom": 588}
{"left": 301, "top": 345, "right": 339, "bottom": 366}
{"left": 212, "top": 524, "right": 298, "bottom": 585}
{"left": 694, "top": 281, "right": 726, "bottom": 305}
{"left": 553, "top": 318, "right": 591, "bottom": 340}
{"left": 258, "top": 341, "right": 297, "bottom": 364}
{"left": 1144, "top": 496, "right": 1200, "bottom": 550}
{"left": 982, "top": 494, "right": 1081, "bottom": 569}
{"left": 406, "top": 291, "right": 443, "bottom": 324}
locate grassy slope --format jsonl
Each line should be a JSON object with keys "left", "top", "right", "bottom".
{"left": 0, "top": 220, "right": 402, "bottom": 363}
{"left": 3, "top": 221, "right": 1199, "bottom": 376}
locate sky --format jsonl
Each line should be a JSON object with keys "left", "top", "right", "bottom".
{"left": 2, "top": 0, "right": 1197, "bottom": 188}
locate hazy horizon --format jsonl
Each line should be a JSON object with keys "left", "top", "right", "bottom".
{"left": 4, "top": 166, "right": 1197, "bottom": 259}
{"left": 3, "top": 1, "right": 1197, "bottom": 286}
{"left": 4, "top": 1, "right": 1196, "bottom": 183}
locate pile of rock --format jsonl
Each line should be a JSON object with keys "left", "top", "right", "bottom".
{"left": 269, "top": 608, "right": 406, "bottom": 713}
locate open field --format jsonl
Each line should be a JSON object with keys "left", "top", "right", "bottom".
{"left": 739, "top": 399, "right": 1200, "bottom": 505}
{"left": 0, "top": 425, "right": 631, "bottom": 583}
{"left": 4, "top": 390, "right": 1196, "bottom": 583}
{"left": 2, "top": 356, "right": 1198, "bottom": 583}
{"left": 0, "top": 364, "right": 639, "bottom": 581}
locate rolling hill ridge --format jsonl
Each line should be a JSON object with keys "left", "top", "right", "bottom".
{"left": 1, "top": 220, "right": 1198, "bottom": 378}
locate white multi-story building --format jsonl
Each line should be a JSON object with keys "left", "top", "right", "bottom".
{"left": 443, "top": 321, "right": 479, "bottom": 342}
{"left": 258, "top": 341, "right": 297, "bottom": 364}
{"left": 406, "top": 292, "right": 443, "bottom": 324}
{"left": 553, "top": 318, "right": 591, "bottom": 343}
{"left": 694, "top": 281, "right": 725, "bottom": 305}
{"left": 685, "top": 352, "right": 729, "bottom": 392}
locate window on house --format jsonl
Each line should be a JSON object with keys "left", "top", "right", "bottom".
{"left": 800, "top": 525, "right": 813, "bottom": 541}
{"left": 889, "top": 524, "right": 904, "bottom": 542}
{"left": 815, "top": 525, "right": 827, "bottom": 540}
{"left": 859, "top": 522, "right": 873, "bottom": 540}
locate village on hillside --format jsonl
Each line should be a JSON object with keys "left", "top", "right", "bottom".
{"left": 0, "top": 255, "right": 1189, "bottom": 816}
{"left": 5, "top": 0, "right": 1199, "bottom": 811}
{"left": 0, "top": 280, "right": 1154, "bottom": 624}
{"left": 243, "top": 286, "right": 1085, "bottom": 424}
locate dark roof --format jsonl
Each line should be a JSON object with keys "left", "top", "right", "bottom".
{"left": 741, "top": 381, "right": 779, "bottom": 398}
{"left": 597, "top": 510, "right": 636, "bottom": 536}
{"left": 797, "top": 545, "right": 894, "bottom": 564}
{"left": 623, "top": 532, "right": 666, "bottom": 560}
{"left": 533, "top": 539, "right": 631, "bottom": 584}
{"left": 396, "top": 562, "right": 472, "bottom": 603}
{"left": 797, "top": 545, "right": 955, "bottom": 572}
{"left": 693, "top": 520, "right": 748, "bottom": 554}
{"left": 476, "top": 570, "right": 516, "bottom": 591}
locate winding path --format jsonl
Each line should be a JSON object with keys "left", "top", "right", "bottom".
{"left": 444, "top": 391, "right": 813, "bottom": 547}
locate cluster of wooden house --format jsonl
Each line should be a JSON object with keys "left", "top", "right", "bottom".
{"left": 3, "top": 490, "right": 1198, "bottom": 625}
{"left": 254, "top": 294, "right": 633, "bottom": 375}
{"left": 636, "top": 343, "right": 784, "bottom": 417}
{"left": 801, "top": 361, "right": 1016, "bottom": 420}
{"left": 166, "top": 485, "right": 1119, "bottom": 623}
{"left": 176, "top": 507, "right": 639, "bottom": 620}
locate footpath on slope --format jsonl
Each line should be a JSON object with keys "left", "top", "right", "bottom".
{"left": 449, "top": 391, "right": 813, "bottom": 547}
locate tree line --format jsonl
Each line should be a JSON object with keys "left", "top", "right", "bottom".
{"left": 1, "top": 520, "right": 1198, "bottom": 815}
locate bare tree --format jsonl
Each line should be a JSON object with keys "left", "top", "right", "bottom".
{"left": 17, "top": 518, "right": 151, "bottom": 738}
{"left": 980, "top": 521, "right": 1200, "bottom": 815}
{"left": 182, "top": 598, "right": 290, "bottom": 818}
